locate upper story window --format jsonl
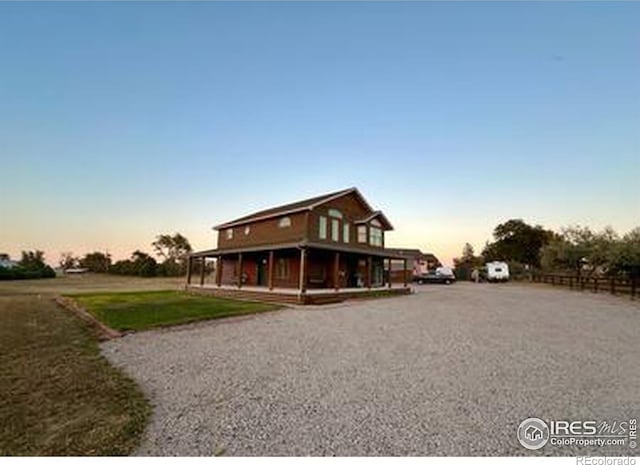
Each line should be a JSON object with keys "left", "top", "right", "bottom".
{"left": 328, "top": 208, "right": 343, "bottom": 219}
{"left": 318, "top": 216, "right": 327, "bottom": 240}
{"left": 357, "top": 225, "right": 367, "bottom": 243}
{"left": 244, "top": 226, "right": 251, "bottom": 235}
{"left": 278, "top": 216, "right": 291, "bottom": 228}
{"left": 343, "top": 223, "right": 350, "bottom": 243}
{"left": 331, "top": 219, "right": 340, "bottom": 242}
{"left": 226, "top": 228, "right": 234, "bottom": 240}
{"left": 369, "top": 226, "right": 383, "bottom": 247}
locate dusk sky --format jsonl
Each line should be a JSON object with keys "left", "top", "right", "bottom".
{"left": 1, "top": 2, "right": 638, "bottom": 266}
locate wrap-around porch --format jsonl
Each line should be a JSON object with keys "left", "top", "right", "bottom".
{"left": 185, "top": 243, "right": 411, "bottom": 304}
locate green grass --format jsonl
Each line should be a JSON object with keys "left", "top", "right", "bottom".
{"left": 0, "top": 295, "right": 150, "bottom": 456}
{"left": 72, "top": 290, "right": 282, "bottom": 331}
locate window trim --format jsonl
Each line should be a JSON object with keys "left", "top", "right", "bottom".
{"left": 278, "top": 216, "right": 292, "bottom": 228}
{"left": 318, "top": 216, "right": 328, "bottom": 240}
{"left": 357, "top": 225, "right": 367, "bottom": 243}
{"left": 331, "top": 218, "right": 340, "bottom": 242}
{"left": 369, "top": 226, "right": 383, "bottom": 247}
{"left": 328, "top": 208, "right": 343, "bottom": 219}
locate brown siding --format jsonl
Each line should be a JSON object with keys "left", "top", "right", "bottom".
{"left": 220, "top": 252, "right": 300, "bottom": 288}
{"left": 217, "top": 211, "right": 307, "bottom": 250}
{"left": 307, "top": 191, "right": 384, "bottom": 251}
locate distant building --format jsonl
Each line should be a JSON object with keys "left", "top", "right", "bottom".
{"left": 384, "top": 248, "right": 442, "bottom": 281}
{"left": 0, "top": 256, "right": 19, "bottom": 269}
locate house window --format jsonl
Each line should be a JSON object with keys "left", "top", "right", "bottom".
{"left": 343, "top": 223, "right": 350, "bottom": 243}
{"left": 357, "top": 225, "right": 367, "bottom": 243}
{"left": 276, "top": 258, "right": 289, "bottom": 279}
{"left": 278, "top": 217, "right": 291, "bottom": 228}
{"left": 244, "top": 226, "right": 251, "bottom": 235}
{"left": 370, "top": 227, "right": 383, "bottom": 247}
{"left": 319, "top": 216, "right": 327, "bottom": 240}
{"left": 328, "top": 208, "right": 343, "bottom": 219}
{"left": 226, "top": 229, "right": 234, "bottom": 240}
{"left": 331, "top": 219, "right": 340, "bottom": 242}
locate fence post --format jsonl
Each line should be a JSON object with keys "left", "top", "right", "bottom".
{"left": 594, "top": 277, "right": 599, "bottom": 294}
{"left": 551, "top": 275, "right": 555, "bottom": 286}
{"left": 580, "top": 276, "right": 585, "bottom": 291}
{"left": 610, "top": 278, "right": 616, "bottom": 295}
{"left": 632, "top": 277, "right": 637, "bottom": 300}
{"left": 569, "top": 276, "right": 573, "bottom": 289}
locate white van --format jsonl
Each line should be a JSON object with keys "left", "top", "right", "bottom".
{"left": 485, "top": 261, "right": 510, "bottom": 282}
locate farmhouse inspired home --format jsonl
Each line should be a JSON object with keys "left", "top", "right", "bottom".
{"left": 187, "top": 187, "right": 411, "bottom": 304}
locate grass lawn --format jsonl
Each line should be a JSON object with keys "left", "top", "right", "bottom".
{"left": 72, "top": 290, "right": 282, "bottom": 331}
{"left": 0, "top": 295, "right": 149, "bottom": 456}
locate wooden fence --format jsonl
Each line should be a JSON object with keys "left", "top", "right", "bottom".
{"left": 530, "top": 273, "right": 637, "bottom": 300}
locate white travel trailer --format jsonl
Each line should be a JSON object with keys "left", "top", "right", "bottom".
{"left": 485, "top": 261, "right": 510, "bottom": 282}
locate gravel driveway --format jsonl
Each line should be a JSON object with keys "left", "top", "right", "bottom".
{"left": 102, "top": 283, "right": 640, "bottom": 456}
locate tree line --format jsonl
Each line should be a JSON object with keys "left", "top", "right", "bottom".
{"left": 1, "top": 233, "right": 194, "bottom": 280}
{"left": 454, "top": 219, "right": 640, "bottom": 280}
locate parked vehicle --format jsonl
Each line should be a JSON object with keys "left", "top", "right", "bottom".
{"left": 485, "top": 261, "right": 510, "bottom": 282}
{"left": 415, "top": 266, "right": 456, "bottom": 285}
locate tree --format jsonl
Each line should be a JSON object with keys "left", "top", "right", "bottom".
{"left": 482, "top": 219, "right": 554, "bottom": 268}
{"left": 453, "top": 243, "right": 482, "bottom": 281}
{"left": 19, "top": 250, "right": 47, "bottom": 269}
{"left": 152, "top": 233, "right": 192, "bottom": 276}
{"left": 79, "top": 252, "right": 112, "bottom": 273}
{"left": 59, "top": 252, "right": 79, "bottom": 270}
{"left": 109, "top": 250, "right": 157, "bottom": 277}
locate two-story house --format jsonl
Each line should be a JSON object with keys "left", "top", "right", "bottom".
{"left": 187, "top": 187, "right": 410, "bottom": 304}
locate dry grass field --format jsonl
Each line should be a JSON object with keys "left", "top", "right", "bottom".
{"left": 0, "top": 274, "right": 183, "bottom": 456}
{"left": 0, "top": 273, "right": 184, "bottom": 296}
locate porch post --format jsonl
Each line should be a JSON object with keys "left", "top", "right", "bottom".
{"left": 333, "top": 252, "right": 340, "bottom": 291}
{"left": 366, "top": 256, "right": 372, "bottom": 289}
{"left": 216, "top": 255, "right": 222, "bottom": 287}
{"left": 299, "top": 248, "right": 307, "bottom": 294}
{"left": 268, "top": 250, "right": 275, "bottom": 291}
{"left": 186, "top": 256, "right": 193, "bottom": 285}
{"left": 237, "top": 253, "right": 243, "bottom": 288}
{"left": 403, "top": 258, "right": 408, "bottom": 288}
{"left": 387, "top": 257, "right": 392, "bottom": 288}
{"left": 199, "top": 257, "right": 206, "bottom": 286}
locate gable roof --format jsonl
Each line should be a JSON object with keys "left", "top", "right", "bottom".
{"left": 214, "top": 187, "right": 392, "bottom": 230}
{"left": 353, "top": 210, "right": 393, "bottom": 230}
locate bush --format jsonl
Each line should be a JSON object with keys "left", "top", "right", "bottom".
{"left": 0, "top": 265, "right": 56, "bottom": 280}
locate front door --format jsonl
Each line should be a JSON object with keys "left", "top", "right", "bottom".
{"left": 257, "top": 256, "right": 268, "bottom": 286}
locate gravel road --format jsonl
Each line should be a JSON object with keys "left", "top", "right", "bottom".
{"left": 101, "top": 283, "right": 640, "bottom": 456}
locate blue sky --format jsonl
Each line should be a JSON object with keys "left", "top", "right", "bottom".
{"left": 1, "top": 2, "right": 638, "bottom": 265}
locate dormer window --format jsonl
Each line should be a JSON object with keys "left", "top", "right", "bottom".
{"left": 278, "top": 216, "right": 291, "bottom": 228}
{"left": 226, "top": 228, "right": 234, "bottom": 240}
{"left": 369, "top": 226, "right": 383, "bottom": 247}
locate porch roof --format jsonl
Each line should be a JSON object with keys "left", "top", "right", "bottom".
{"left": 190, "top": 241, "right": 409, "bottom": 260}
